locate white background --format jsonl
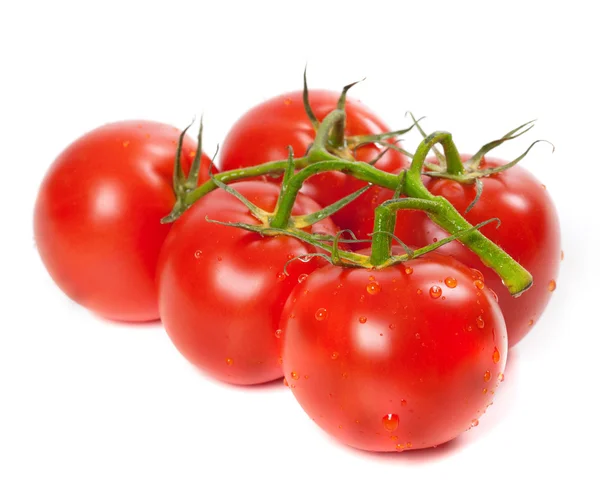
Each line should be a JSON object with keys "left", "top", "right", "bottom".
{"left": 1, "top": 1, "right": 598, "bottom": 485}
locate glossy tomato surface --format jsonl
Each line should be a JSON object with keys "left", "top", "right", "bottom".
{"left": 219, "top": 90, "right": 407, "bottom": 239}
{"left": 392, "top": 156, "right": 561, "bottom": 346}
{"left": 34, "top": 120, "right": 212, "bottom": 322}
{"left": 280, "top": 254, "right": 507, "bottom": 451}
{"left": 157, "top": 181, "right": 338, "bottom": 385}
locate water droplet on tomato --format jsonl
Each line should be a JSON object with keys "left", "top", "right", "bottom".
{"left": 315, "top": 308, "right": 328, "bottom": 321}
{"left": 404, "top": 266, "right": 413, "bottom": 275}
{"left": 194, "top": 250, "right": 203, "bottom": 259}
{"left": 471, "top": 269, "right": 485, "bottom": 281}
{"left": 359, "top": 316, "right": 367, "bottom": 324}
{"left": 395, "top": 443, "right": 405, "bottom": 451}
{"left": 225, "top": 357, "right": 234, "bottom": 366}
{"left": 401, "top": 399, "right": 407, "bottom": 406}
{"left": 499, "top": 372, "right": 505, "bottom": 382}
{"left": 548, "top": 280, "right": 557, "bottom": 292}
{"left": 406, "top": 442, "right": 412, "bottom": 448}
{"left": 368, "top": 275, "right": 375, "bottom": 281}
{"left": 444, "top": 277, "right": 457, "bottom": 288}
{"left": 484, "top": 370, "right": 491, "bottom": 382}
{"left": 342, "top": 372, "right": 348, "bottom": 379}
{"left": 389, "top": 323, "right": 396, "bottom": 330}
{"left": 390, "top": 435, "right": 398, "bottom": 441}
{"left": 528, "top": 319, "right": 534, "bottom": 326}
{"left": 274, "top": 329, "right": 282, "bottom": 338}
{"left": 298, "top": 255, "right": 312, "bottom": 263}
{"left": 382, "top": 413, "right": 399, "bottom": 432}
{"left": 359, "top": 295, "right": 365, "bottom": 302}
{"left": 416, "top": 289, "right": 423, "bottom": 295}
{"left": 489, "top": 288, "right": 499, "bottom": 302}
{"left": 474, "top": 279, "right": 485, "bottom": 290}
{"left": 415, "top": 332, "right": 421, "bottom": 339}
{"left": 433, "top": 237, "right": 438, "bottom": 243}
{"left": 476, "top": 316, "right": 485, "bottom": 329}
{"left": 291, "top": 371, "right": 299, "bottom": 380}
{"left": 429, "top": 286, "right": 442, "bottom": 299}
{"left": 287, "top": 253, "right": 295, "bottom": 260}
{"left": 492, "top": 347, "right": 500, "bottom": 364}
{"left": 277, "top": 272, "right": 286, "bottom": 281}
{"left": 297, "top": 274, "right": 308, "bottom": 283}
{"left": 471, "top": 419, "right": 479, "bottom": 427}
{"left": 283, "top": 378, "right": 289, "bottom": 387}
{"left": 217, "top": 256, "right": 223, "bottom": 262}
{"left": 331, "top": 352, "right": 339, "bottom": 360}
{"left": 283, "top": 97, "right": 292, "bottom": 105}
{"left": 366, "top": 281, "right": 381, "bottom": 295}
{"left": 277, "top": 357, "right": 283, "bottom": 365}
{"left": 561, "top": 250, "right": 564, "bottom": 261}
{"left": 122, "top": 140, "right": 130, "bottom": 148}
{"left": 483, "top": 388, "right": 488, "bottom": 394}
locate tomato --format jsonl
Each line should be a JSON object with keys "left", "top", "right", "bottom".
{"left": 391, "top": 156, "right": 561, "bottom": 347}
{"left": 280, "top": 253, "right": 507, "bottom": 451}
{"left": 34, "top": 120, "right": 212, "bottom": 322}
{"left": 157, "top": 181, "right": 338, "bottom": 385}
{"left": 219, "top": 90, "right": 407, "bottom": 240}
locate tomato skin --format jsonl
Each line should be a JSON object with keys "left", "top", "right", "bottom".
{"left": 157, "top": 181, "right": 338, "bottom": 385}
{"left": 280, "top": 254, "right": 507, "bottom": 451}
{"left": 391, "top": 156, "right": 561, "bottom": 347}
{"left": 34, "top": 120, "right": 212, "bottom": 322}
{"left": 219, "top": 90, "right": 407, "bottom": 240}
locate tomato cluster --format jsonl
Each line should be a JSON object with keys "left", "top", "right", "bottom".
{"left": 34, "top": 81, "right": 560, "bottom": 453}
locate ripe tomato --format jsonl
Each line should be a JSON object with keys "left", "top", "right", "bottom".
{"left": 280, "top": 254, "right": 507, "bottom": 451}
{"left": 218, "top": 90, "right": 407, "bottom": 240}
{"left": 392, "top": 156, "right": 561, "bottom": 347}
{"left": 280, "top": 253, "right": 507, "bottom": 451}
{"left": 34, "top": 120, "right": 212, "bottom": 322}
{"left": 157, "top": 181, "right": 338, "bottom": 385}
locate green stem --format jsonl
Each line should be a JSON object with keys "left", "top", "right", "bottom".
{"left": 308, "top": 110, "right": 346, "bottom": 162}
{"left": 269, "top": 159, "right": 402, "bottom": 229}
{"left": 409, "top": 132, "right": 464, "bottom": 177}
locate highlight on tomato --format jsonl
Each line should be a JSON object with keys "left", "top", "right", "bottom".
{"left": 34, "top": 120, "right": 212, "bottom": 322}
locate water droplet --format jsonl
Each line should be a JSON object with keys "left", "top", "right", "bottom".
{"left": 416, "top": 289, "right": 423, "bottom": 295}
{"left": 284, "top": 97, "right": 292, "bottom": 105}
{"left": 225, "top": 357, "right": 234, "bottom": 366}
{"left": 433, "top": 237, "right": 438, "bottom": 243}
{"left": 315, "top": 308, "right": 328, "bottom": 321}
{"left": 382, "top": 413, "right": 399, "bottom": 432}
{"left": 466, "top": 324, "right": 473, "bottom": 332}
{"left": 541, "top": 183, "right": 547, "bottom": 189}
{"left": 389, "top": 323, "right": 396, "bottom": 330}
{"left": 489, "top": 288, "right": 499, "bottom": 302}
{"left": 277, "top": 272, "right": 286, "bottom": 281}
{"left": 122, "top": 140, "right": 130, "bottom": 148}
{"left": 390, "top": 435, "right": 398, "bottom": 441}
{"left": 194, "top": 250, "right": 203, "bottom": 259}
{"left": 474, "top": 279, "right": 485, "bottom": 290}
{"left": 341, "top": 372, "right": 348, "bottom": 379}
{"left": 484, "top": 370, "right": 491, "bottom": 382}
{"left": 277, "top": 357, "right": 283, "bottom": 365}
{"left": 499, "top": 372, "right": 505, "bottom": 382}
{"left": 471, "top": 419, "right": 479, "bottom": 427}
{"left": 415, "top": 332, "right": 421, "bottom": 340}
{"left": 331, "top": 352, "right": 339, "bottom": 360}
{"left": 492, "top": 347, "right": 500, "bottom": 364}
{"left": 471, "top": 269, "right": 485, "bottom": 281}
{"left": 404, "top": 266, "right": 413, "bottom": 275}
{"left": 476, "top": 316, "right": 485, "bottom": 329}
{"left": 291, "top": 371, "right": 299, "bottom": 380}
{"left": 299, "top": 255, "right": 312, "bottom": 263}
{"left": 297, "top": 273, "right": 308, "bottom": 283}
{"left": 274, "top": 329, "right": 282, "bottom": 338}
{"left": 429, "top": 285, "right": 442, "bottom": 299}
{"left": 368, "top": 275, "right": 375, "bottom": 281}
{"left": 444, "top": 277, "right": 457, "bottom": 288}
{"left": 528, "top": 319, "right": 534, "bottom": 326}
{"left": 287, "top": 253, "right": 295, "bottom": 260}
{"left": 217, "top": 256, "right": 223, "bottom": 262}
{"left": 304, "top": 375, "right": 309, "bottom": 379}
{"left": 359, "top": 295, "right": 365, "bottom": 303}
{"left": 483, "top": 388, "right": 488, "bottom": 394}
{"left": 401, "top": 399, "right": 407, "bottom": 407}
{"left": 406, "top": 442, "right": 412, "bottom": 448}
{"left": 283, "top": 378, "right": 289, "bottom": 387}
{"left": 359, "top": 316, "right": 367, "bottom": 324}
{"left": 548, "top": 280, "right": 557, "bottom": 292}
{"left": 366, "top": 281, "right": 381, "bottom": 295}
{"left": 561, "top": 250, "right": 564, "bottom": 261}
{"left": 395, "top": 443, "right": 405, "bottom": 451}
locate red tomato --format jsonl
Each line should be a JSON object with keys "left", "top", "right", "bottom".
{"left": 391, "top": 156, "right": 561, "bottom": 347}
{"left": 219, "top": 90, "right": 407, "bottom": 240}
{"left": 280, "top": 253, "right": 507, "bottom": 451}
{"left": 157, "top": 181, "right": 338, "bottom": 385}
{"left": 34, "top": 120, "right": 212, "bottom": 322}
